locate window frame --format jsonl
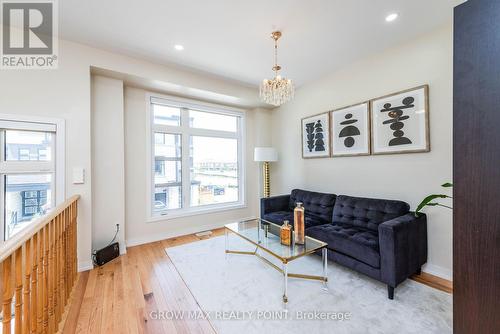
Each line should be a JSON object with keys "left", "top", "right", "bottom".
{"left": 146, "top": 93, "right": 246, "bottom": 222}
{"left": 0, "top": 113, "right": 65, "bottom": 241}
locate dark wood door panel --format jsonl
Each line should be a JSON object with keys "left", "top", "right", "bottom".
{"left": 453, "top": 0, "right": 500, "bottom": 333}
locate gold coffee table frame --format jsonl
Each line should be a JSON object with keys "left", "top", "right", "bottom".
{"left": 225, "top": 218, "right": 328, "bottom": 305}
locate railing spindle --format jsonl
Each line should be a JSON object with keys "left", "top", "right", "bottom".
{"left": 30, "top": 233, "right": 38, "bottom": 334}
{"left": 23, "top": 238, "right": 31, "bottom": 334}
{"left": 43, "top": 226, "right": 49, "bottom": 333}
{"left": 14, "top": 247, "right": 23, "bottom": 334}
{"left": 59, "top": 214, "right": 63, "bottom": 321}
{"left": 63, "top": 211, "right": 68, "bottom": 301}
{"left": 74, "top": 203, "right": 78, "bottom": 283}
{"left": 2, "top": 254, "right": 13, "bottom": 334}
{"left": 72, "top": 204, "right": 76, "bottom": 285}
{"left": 48, "top": 220, "right": 54, "bottom": 333}
{"left": 37, "top": 230, "right": 43, "bottom": 334}
{"left": 53, "top": 216, "right": 59, "bottom": 327}
{"left": 59, "top": 214, "right": 65, "bottom": 311}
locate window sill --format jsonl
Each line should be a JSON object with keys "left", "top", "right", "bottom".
{"left": 147, "top": 202, "right": 247, "bottom": 223}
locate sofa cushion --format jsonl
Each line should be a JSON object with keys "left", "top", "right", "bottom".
{"left": 263, "top": 211, "right": 292, "bottom": 225}
{"left": 289, "top": 189, "right": 336, "bottom": 222}
{"left": 263, "top": 211, "right": 327, "bottom": 229}
{"left": 306, "top": 224, "right": 381, "bottom": 268}
{"left": 332, "top": 195, "right": 410, "bottom": 232}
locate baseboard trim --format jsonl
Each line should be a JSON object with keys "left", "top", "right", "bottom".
{"left": 77, "top": 260, "right": 93, "bottom": 272}
{"left": 125, "top": 216, "right": 256, "bottom": 248}
{"left": 411, "top": 271, "right": 453, "bottom": 294}
{"left": 422, "top": 263, "right": 452, "bottom": 281}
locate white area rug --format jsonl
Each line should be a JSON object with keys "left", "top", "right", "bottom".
{"left": 166, "top": 235, "right": 452, "bottom": 334}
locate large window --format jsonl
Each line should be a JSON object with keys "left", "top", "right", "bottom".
{"left": 148, "top": 96, "right": 245, "bottom": 219}
{"left": 0, "top": 118, "right": 62, "bottom": 241}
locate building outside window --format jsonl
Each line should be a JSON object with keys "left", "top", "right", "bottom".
{"left": 148, "top": 95, "right": 245, "bottom": 219}
{"left": 22, "top": 189, "right": 48, "bottom": 217}
{"left": 38, "top": 148, "right": 48, "bottom": 160}
{"left": 0, "top": 118, "right": 62, "bottom": 241}
{"left": 19, "top": 148, "right": 30, "bottom": 160}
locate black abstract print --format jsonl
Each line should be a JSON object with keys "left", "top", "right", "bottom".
{"left": 338, "top": 113, "right": 360, "bottom": 148}
{"left": 305, "top": 120, "right": 326, "bottom": 152}
{"left": 381, "top": 96, "right": 414, "bottom": 146}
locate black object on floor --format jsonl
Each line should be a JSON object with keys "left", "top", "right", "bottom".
{"left": 93, "top": 242, "right": 120, "bottom": 266}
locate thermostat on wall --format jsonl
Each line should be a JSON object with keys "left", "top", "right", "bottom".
{"left": 73, "top": 167, "right": 85, "bottom": 184}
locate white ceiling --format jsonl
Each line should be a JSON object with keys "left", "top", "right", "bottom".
{"left": 60, "top": 0, "right": 462, "bottom": 87}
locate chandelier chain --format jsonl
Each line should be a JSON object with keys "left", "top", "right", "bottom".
{"left": 274, "top": 38, "right": 278, "bottom": 76}
{"left": 260, "top": 30, "right": 294, "bottom": 106}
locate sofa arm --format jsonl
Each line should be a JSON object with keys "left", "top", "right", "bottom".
{"left": 378, "top": 213, "right": 428, "bottom": 287}
{"left": 260, "top": 194, "right": 290, "bottom": 218}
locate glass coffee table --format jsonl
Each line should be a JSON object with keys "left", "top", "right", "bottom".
{"left": 225, "top": 218, "right": 328, "bottom": 305}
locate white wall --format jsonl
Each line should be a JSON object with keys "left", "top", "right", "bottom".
{"left": 123, "top": 87, "right": 271, "bottom": 245}
{"left": 0, "top": 43, "right": 94, "bottom": 270}
{"left": 271, "top": 25, "right": 453, "bottom": 279}
{"left": 91, "top": 76, "right": 126, "bottom": 253}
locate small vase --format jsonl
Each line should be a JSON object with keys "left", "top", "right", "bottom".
{"left": 294, "top": 202, "right": 305, "bottom": 244}
{"left": 280, "top": 220, "right": 291, "bottom": 246}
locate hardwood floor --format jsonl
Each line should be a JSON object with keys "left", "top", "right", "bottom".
{"left": 62, "top": 228, "right": 451, "bottom": 333}
{"left": 411, "top": 271, "right": 453, "bottom": 294}
{"left": 63, "top": 229, "right": 224, "bottom": 334}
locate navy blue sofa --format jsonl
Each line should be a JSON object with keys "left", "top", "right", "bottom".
{"left": 260, "top": 189, "right": 427, "bottom": 299}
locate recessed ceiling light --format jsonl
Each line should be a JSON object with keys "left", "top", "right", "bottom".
{"left": 385, "top": 13, "right": 399, "bottom": 22}
{"left": 174, "top": 44, "right": 184, "bottom": 51}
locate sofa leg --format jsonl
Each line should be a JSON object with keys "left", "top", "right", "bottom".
{"left": 416, "top": 267, "right": 422, "bottom": 275}
{"left": 387, "top": 286, "right": 394, "bottom": 300}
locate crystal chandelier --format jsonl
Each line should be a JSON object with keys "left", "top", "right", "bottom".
{"left": 260, "top": 31, "right": 295, "bottom": 106}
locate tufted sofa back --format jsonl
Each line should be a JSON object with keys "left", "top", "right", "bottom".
{"left": 289, "top": 189, "right": 336, "bottom": 222}
{"left": 332, "top": 195, "right": 410, "bottom": 232}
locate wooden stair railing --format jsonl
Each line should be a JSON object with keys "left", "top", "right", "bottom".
{"left": 0, "top": 195, "right": 79, "bottom": 334}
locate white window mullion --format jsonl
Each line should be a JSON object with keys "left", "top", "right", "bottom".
{"left": 181, "top": 108, "right": 191, "bottom": 209}
{"left": 0, "top": 120, "right": 56, "bottom": 132}
{"left": 0, "top": 129, "right": 5, "bottom": 241}
{"left": 51, "top": 131, "right": 60, "bottom": 206}
{"left": 150, "top": 128, "right": 156, "bottom": 216}
{"left": 50, "top": 171, "right": 56, "bottom": 209}
{"left": 0, "top": 161, "right": 53, "bottom": 173}
{"left": 237, "top": 116, "right": 245, "bottom": 205}
{"left": 152, "top": 124, "right": 183, "bottom": 134}
{"left": 187, "top": 128, "right": 238, "bottom": 139}
{"left": 150, "top": 96, "right": 245, "bottom": 116}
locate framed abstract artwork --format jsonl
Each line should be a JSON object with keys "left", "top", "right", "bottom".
{"left": 301, "top": 112, "right": 331, "bottom": 158}
{"left": 370, "top": 85, "right": 430, "bottom": 155}
{"left": 330, "top": 102, "right": 370, "bottom": 157}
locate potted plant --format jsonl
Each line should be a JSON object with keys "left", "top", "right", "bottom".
{"left": 415, "top": 182, "right": 453, "bottom": 217}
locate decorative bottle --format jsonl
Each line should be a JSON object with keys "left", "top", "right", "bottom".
{"left": 294, "top": 202, "right": 305, "bottom": 244}
{"left": 280, "top": 220, "right": 291, "bottom": 246}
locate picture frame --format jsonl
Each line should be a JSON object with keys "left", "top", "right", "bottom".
{"left": 330, "top": 102, "right": 371, "bottom": 157}
{"left": 301, "top": 112, "right": 331, "bottom": 158}
{"left": 370, "top": 85, "right": 430, "bottom": 155}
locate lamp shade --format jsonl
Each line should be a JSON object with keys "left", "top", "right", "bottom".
{"left": 254, "top": 147, "right": 278, "bottom": 162}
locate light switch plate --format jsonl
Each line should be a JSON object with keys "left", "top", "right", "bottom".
{"left": 73, "top": 167, "right": 85, "bottom": 184}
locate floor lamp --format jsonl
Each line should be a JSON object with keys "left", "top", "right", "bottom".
{"left": 254, "top": 147, "right": 278, "bottom": 198}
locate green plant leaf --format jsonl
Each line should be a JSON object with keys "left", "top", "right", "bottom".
{"left": 415, "top": 194, "right": 449, "bottom": 215}
{"left": 441, "top": 182, "right": 453, "bottom": 188}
